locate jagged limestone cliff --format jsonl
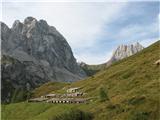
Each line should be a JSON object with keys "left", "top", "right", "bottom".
{"left": 106, "top": 42, "right": 144, "bottom": 66}
{"left": 1, "top": 17, "right": 86, "bottom": 103}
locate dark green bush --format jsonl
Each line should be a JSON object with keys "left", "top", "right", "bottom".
{"left": 99, "top": 87, "right": 109, "bottom": 102}
{"left": 130, "top": 111, "right": 150, "bottom": 120}
{"left": 106, "top": 104, "right": 125, "bottom": 114}
{"left": 82, "top": 67, "right": 99, "bottom": 76}
{"left": 127, "top": 96, "right": 146, "bottom": 105}
{"left": 51, "top": 108, "right": 93, "bottom": 120}
{"left": 106, "top": 104, "right": 116, "bottom": 110}
{"left": 11, "top": 88, "right": 31, "bottom": 103}
{"left": 122, "top": 70, "right": 135, "bottom": 79}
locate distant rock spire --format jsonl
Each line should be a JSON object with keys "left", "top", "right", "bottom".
{"left": 106, "top": 42, "right": 144, "bottom": 66}
{"left": 24, "top": 16, "right": 37, "bottom": 24}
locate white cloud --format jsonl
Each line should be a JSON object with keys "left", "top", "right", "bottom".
{"left": 111, "top": 20, "right": 159, "bottom": 45}
{"left": 1, "top": 2, "right": 126, "bottom": 64}
{"left": 140, "top": 38, "right": 159, "bottom": 47}
{"left": 2, "top": 0, "right": 155, "bottom": 2}
{"left": 1, "top": 1, "right": 158, "bottom": 64}
{"left": 2, "top": 2, "right": 126, "bottom": 48}
{"left": 0, "top": 2, "right": 2, "bottom": 20}
{"left": 75, "top": 50, "right": 113, "bottom": 65}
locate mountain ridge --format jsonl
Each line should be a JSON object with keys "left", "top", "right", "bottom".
{"left": 106, "top": 42, "right": 144, "bottom": 66}
{"left": 1, "top": 16, "right": 86, "bottom": 81}
{"left": 1, "top": 17, "right": 86, "bottom": 103}
{"left": 79, "top": 42, "right": 144, "bottom": 76}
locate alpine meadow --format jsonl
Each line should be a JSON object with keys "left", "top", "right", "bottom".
{"left": 1, "top": 1, "right": 160, "bottom": 120}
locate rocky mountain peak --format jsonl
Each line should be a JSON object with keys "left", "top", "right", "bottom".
{"left": 24, "top": 16, "right": 37, "bottom": 25}
{"left": 1, "top": 22, "right": 10, "bottom": 33}
{"left": 1, "top": 17, "right": 87, "bottom": 100}
{"left": 12, "top": 20, "right": 23, "bottom": 32}
{"left": 112, "top": 42, "right": 144, "bottom": 60}
{"left": 106, "top": 42, "right": 144, "bottom": 67}
{"left": 135, "top": 42, "right": 144, "bottom": 51}
{"left": 38, "top": 19, "right": 48, "bottom": 26}
{"left": 12, "top": 20, "right": 21, "bottom": 27}
{"left": 77, "top": 62, "right": 87, "bottom": 67}
{"left": 1, "top": 22, "right": 11, "bottom": 41}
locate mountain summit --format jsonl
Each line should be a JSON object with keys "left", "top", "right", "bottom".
{"left": 106, "top": 42, "right": 144, "bottom": 66}
{"left": 1, "top": 17, "right": 86, "bottom": 82}
{"left": 112, "top": 42, "right": 144, "bottom": 60}
{"left": 78, "top": 42, "right": 144, "bottom": 76}
{"left": 1, "top": 17, "right": 86, "bottom": 102}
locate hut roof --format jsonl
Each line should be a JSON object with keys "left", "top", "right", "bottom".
{"left": 67, "top": 87, "right": 80, "bottom": 91}
{"left": 47, "top": 98, "right": 87, "bottom": 102}
{"left": 45, "top": 94, "right": 56, "bottom": 97}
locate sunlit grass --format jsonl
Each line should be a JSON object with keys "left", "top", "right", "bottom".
{"left": 2, "top": 40, "right": 160, "bottom": 120}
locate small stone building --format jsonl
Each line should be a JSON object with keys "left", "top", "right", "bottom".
{"left": 45, "top": 94, "right": 57, "bottom": 98}
{"left": 67, "top": 87, "right": 80, "bottom": 93}
{"left": 66, "top": 92, "right": 83, "bottom": 97}
{"left": 47, "top": 98, "right": 87, "bottom": 104}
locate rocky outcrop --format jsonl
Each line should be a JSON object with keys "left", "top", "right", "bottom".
{"left": 106, "top": 42, "right": 144, "bottom": 66}
{"left": 78, "top": 43, "right": 144, "bottom": 76}
{"left": 1, "top": 17, "right": 86, "bottom": 102}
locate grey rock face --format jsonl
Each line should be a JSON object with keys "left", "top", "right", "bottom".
{"left": 1, "top": 17, "right": 86, "bottom": 95}
{"left": 112, "top": 42, "right": 144, "bottom": 60}
{"left": 1, "top": 55, "right": 48, "bottom": 88}
{"left": 107, "top": 42, "right": 144, "bottom": 66}
{"left": 1, "top": 17, "right": 87, "bottom": 102}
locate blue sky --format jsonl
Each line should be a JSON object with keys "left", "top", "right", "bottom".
{"left": 1, "top": 0, "right": 159, "bottom": 64}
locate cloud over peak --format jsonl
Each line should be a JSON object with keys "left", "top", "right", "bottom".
{"left": 1, "top": 1, "right": 159, "bottom": 64}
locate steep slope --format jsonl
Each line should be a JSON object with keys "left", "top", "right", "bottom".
{"left": 2, "top": 41, "right": 159, "bottom": 120}
{"left": 79, "top": 42, "right": 144, "bottom": 77}
{"left": 106, "top": 42, "right": 144, "bottom": 66}
{"left": 31, "top": 82, "right": 70, "bottom": 98}
{"left": 70, "top": 40, "right": 160, "bottom": 120}
{"left": 1, "top": 17, "right": 86, "bottom": 103}
{"left": 1, "top": 17, "right": 86, "bottom": 82}
{"left": 1, "top": 54, "right": 52, "bottom": 103}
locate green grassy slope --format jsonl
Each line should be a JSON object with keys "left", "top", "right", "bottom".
{"left": 80, "top": 63, "right": 106, "bottom": 76}
{"left": 2, "top": 102, "right": 95, "bottom": 120}
{"left": 2, "top": 41, "right": 160, "bottom": 120}
{"left": 31, "top": 82, "right": 70, "bottom": 98}
{"left": 70, "top": 40, "right": 160, "bottom": 120}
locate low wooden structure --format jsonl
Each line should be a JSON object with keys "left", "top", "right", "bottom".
{"left": 45, "top": 94, "right": 57, "bottom": 98}
{"left": 66, "top": 92, "right": 83, "bottom": 97}
{"left": 46, "top": 98, "right": 87, "bottom": 104}
{"left": 44, "top": 92, "right": 83, "bottom": 98}
{"left": 28, "top": 86, "right": 88, "bottom": 104}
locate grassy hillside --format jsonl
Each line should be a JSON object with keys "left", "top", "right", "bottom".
{"left": 80, "top": 63, "right": 106, "bottom": 76}
{"left": 70, "top": 40, "right": 160, "bottom": 120}
{"left": 2, "top": 40, "right": 160, "bottom": 120}
{"left": 31, "top": 82, "right": 70, "bottom": 98}
{"left": 2, "top": 102, "right": 94, "bottom": 120}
